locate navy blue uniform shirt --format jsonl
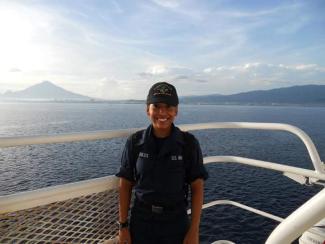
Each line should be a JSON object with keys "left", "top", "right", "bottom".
{"left": 116, "top": 124, "right": 208, "bottom": 206}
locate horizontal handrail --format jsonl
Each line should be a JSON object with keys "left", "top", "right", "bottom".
{"left": 204, "top": 156, "right": 325, "bottom": 181}
{"left": 179, "top": 122, "right": 324, "bottom": 174}
{"left": 195, "top": 199, "right": 284, "bottom": 222}
{"left": 0, "top": 128, "right": 143, "bottom": 148}
{"left": 1, "top": 122, "right": 324, "bottom": 174}
{"left": 0, "top": 176, "right": 119, "bottom": 214}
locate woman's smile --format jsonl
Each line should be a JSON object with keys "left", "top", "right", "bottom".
{"left": 147, "top": 103, "right": 178, "bottom": 137}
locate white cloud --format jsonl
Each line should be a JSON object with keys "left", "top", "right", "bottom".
{"left": 243, "top": 62, "right": 261, "bottom": 70}
{"left": 138, "top": 64, "right": 193, "bottom": 78}
{"left": 93, "top": 77, "right": 132, "bottom": 100}
{"left": 198, "top": 62, "right": 325, "bottom": 94}
{"left": 203, "top": 67, "right": 213, "bottom": 73}
{"left": 216, "top": 2, "right": 304, "bottom": 19}
{"left": 146, "top": 65, "right": 168, "bottom": 75}
{"left": 9, "top": 68, "right": 22, "bottom": 72}
{"left": 292, "top": 64, "right": 324, "bottom": 71}
{"left": 208, "top": 63, "right": 325, "bottom": 73}
{"left": 0, "top": 1, "right": 324, "bottom": 98}
{"left": 151, "top": 0, "right": 182, "bottom": 9}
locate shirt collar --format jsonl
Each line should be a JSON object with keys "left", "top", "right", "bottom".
{"left": 137, "top": 123, "right": 185, "bottom": 146}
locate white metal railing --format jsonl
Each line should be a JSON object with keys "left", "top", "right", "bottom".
{"left": 196, "top": 199, "right": 284, "bottom": 222}
{"left": 266, "top": 188, "right": 325, "bottom": 244}
{"left": 0, "top": 176, "right": 119, "bottom": 214}
{"left": 1, "top": 122, "right": 325, "bottom": 244}
{"left": 179, "top": 122, "right": 325, "bottom": 174}
{"left": 1, "top": 122, "right": 324, "bottom": 173}
{"left": 204, "top": 156, "right": 325, "bottom": 181}
{"left": 0, "top": 128, "right": 143, "bottom": 148}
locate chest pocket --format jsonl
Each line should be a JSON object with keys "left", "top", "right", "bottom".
{"left": 160, "top": 155, "right": 185, "bottom": 193}
{"left": 167, "top": 155, "right": 184, "bottom": 172}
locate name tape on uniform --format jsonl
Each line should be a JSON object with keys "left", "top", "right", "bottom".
{"left": 139, "top": 152, "right": 149, "bottom": 158}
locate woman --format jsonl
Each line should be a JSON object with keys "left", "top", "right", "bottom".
{"left": 116, "top": 82, "right": 208, "bottom": 244}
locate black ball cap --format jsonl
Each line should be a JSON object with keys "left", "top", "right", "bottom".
{"left": 146, "top": 82, "right": 179, "bottom": 106}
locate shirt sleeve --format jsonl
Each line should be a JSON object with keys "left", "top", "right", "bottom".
{"left": 186, "top": 135, "right": 209, "bottom": 183}
{"left": 115, "top": 135, "right": 136, "bottom": 182}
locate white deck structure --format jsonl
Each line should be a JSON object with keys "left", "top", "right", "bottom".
{"left": 0, "top": 122, "right": 325, "bottom": 243}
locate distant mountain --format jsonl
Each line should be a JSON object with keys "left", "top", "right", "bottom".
{"left": 180, "top": 85, "right": 325, "bottom": 105}
{"left": 1, "top": 82, "right": 324, "bottom": 105}
{"left": 0, "top": 81, "right": 92, "bottom": 101}
{"left": 180, "top": 93, "right": 222, "bottom": 104}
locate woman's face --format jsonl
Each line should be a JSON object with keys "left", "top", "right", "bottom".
{"left": 147, "top": 103, "right": 178, "bottom": 133}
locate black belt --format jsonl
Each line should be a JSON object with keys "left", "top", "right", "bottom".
{"left": 134, "top": 200, "right": 185, "bottom": 214}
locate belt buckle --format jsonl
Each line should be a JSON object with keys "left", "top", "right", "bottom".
{"left": 151, "top": 205, "right": 163, "bottom": 214}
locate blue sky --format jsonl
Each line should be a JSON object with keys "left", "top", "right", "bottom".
{"left": 0, "top": 0, "right": 324, "bottom": 99}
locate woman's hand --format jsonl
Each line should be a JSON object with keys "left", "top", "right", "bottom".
{"left": 183, "top": 226, "right": 199, "bottom": 244}
{"left": 119, "top": 228, "right": 131, "bottom": 244}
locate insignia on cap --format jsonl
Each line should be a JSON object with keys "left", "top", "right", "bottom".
{"left": 153, "top": 84, "right": 172, "bottom": 96}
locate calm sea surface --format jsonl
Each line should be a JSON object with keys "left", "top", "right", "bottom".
{"left": 1, "top": 102, "right": 325, "bottom": 244}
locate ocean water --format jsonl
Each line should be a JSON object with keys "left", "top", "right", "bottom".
{"left": 1, "top": 102, "right": 325, "bottom": 244}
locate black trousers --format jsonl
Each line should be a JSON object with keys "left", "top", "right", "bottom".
{"left": 130, "top": 204, "right": 189, "bottom": 244}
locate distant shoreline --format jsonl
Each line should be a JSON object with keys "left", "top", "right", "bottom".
{"left": 1, "top": 99, "right": 325, "bottom": 107}
{"left": 2, "top": 82, "right": 325, "bottom": 106}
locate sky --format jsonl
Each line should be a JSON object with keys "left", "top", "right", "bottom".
{"left": 0, "top": 0, "right": 324, "bottom": 100}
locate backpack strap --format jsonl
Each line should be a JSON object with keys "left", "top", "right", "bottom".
{"left": 130, "top": 129, "right": 145, "bottom": 180}
{"left": 182, "top": 131, "right": 194, "bottom": 170}
{"left": 181, "top": 131, "right": 196, "bottom": 203}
